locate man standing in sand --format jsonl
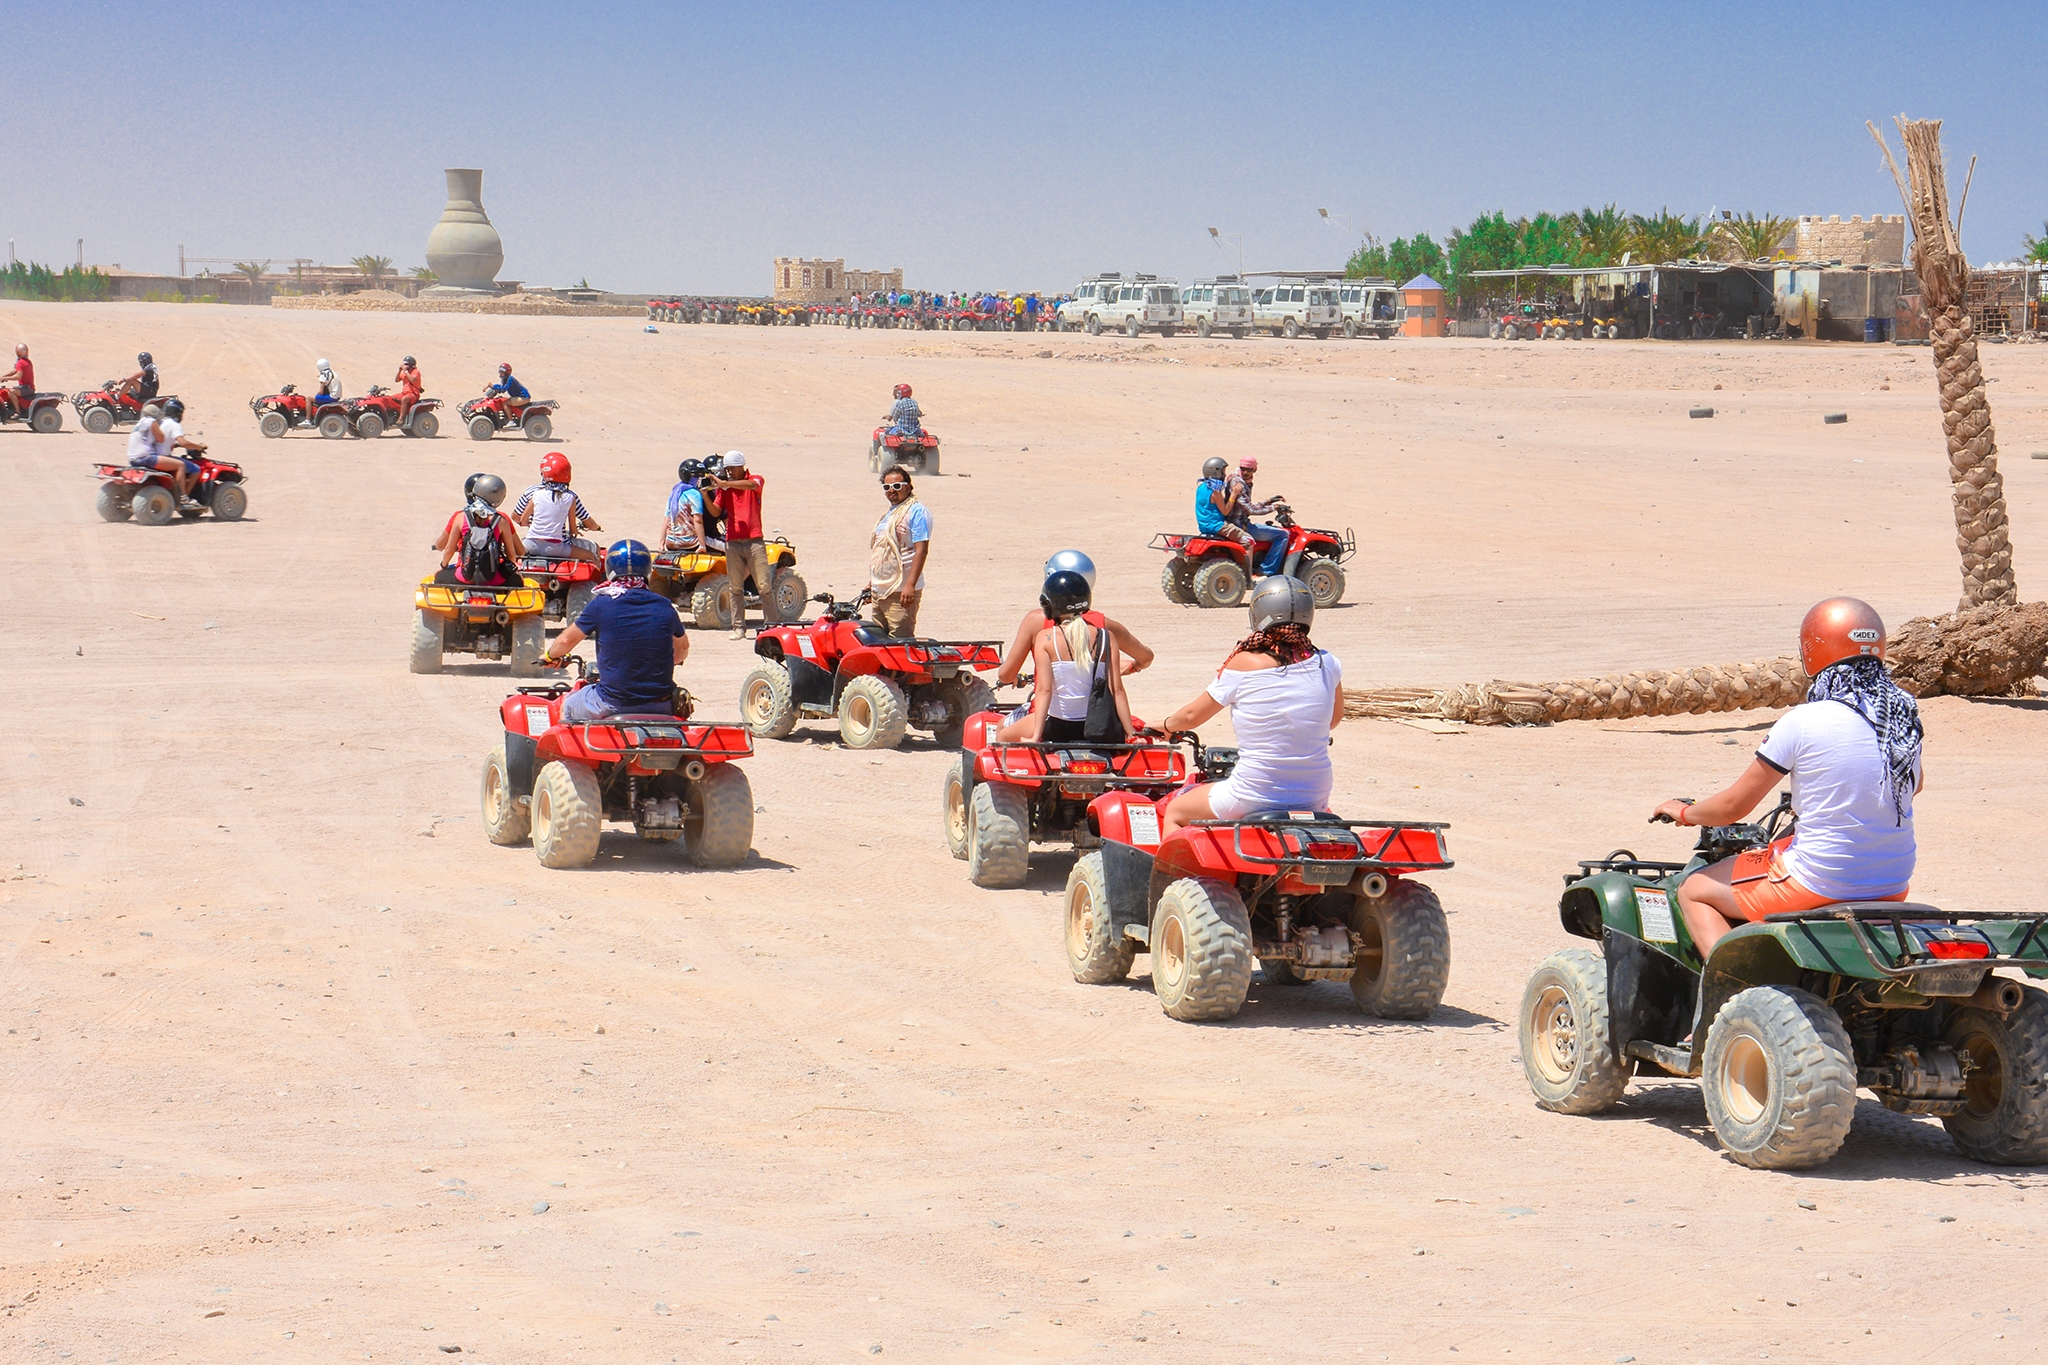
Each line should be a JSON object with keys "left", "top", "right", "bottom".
{"left": 869, "top": 465, "right": 931, "bottom": 639}
{"left": 710, "top": 451, "right": 772, "bottom": 638}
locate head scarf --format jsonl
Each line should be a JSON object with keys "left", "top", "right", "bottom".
{"left": 596, "top": 577, "right": 646, "bottom": 597}
{"left": 1806, "top": 655, "right": 1922, "bottom": 825}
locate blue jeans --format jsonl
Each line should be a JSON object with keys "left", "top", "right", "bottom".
{"left": 1245, "top": 524, "right": 1287, "bottom": 575}
{"left": 559, "top": 684, "right": 622, "bottom": 723}
{"left": 886, "top": 423, "right": 922, "bottom": 439}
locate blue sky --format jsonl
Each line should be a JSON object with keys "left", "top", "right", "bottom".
{"left": 11, "top": 1, "right": 2042, "bottom": 293}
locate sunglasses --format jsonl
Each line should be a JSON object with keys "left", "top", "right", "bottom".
{"left": 881, "top": 482, "right": 909, "bottom": 491}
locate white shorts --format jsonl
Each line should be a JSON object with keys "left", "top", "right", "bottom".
{"left": 1205, "top": 774, "right": 1332, "bottom": 822}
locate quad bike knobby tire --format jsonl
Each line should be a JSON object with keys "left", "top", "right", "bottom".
{"left": 318, "top": 412, "right": 350, "bottom": 439}
{"left": 1160, "top": 556, "right": 1196, "bottom": 605}
{"left": 1940, "top": 985, "right": 2048, "bottom": 1164}
{"left": 95, "top": 484, "right": 133, "bottom": 523}
{"left": 740, "top": 662, "right": 799, "bottom": 739}
{"left": 868, "top": 439, "right": 884, "bottom": 473}
{"left": 1300, "top": 556, "right": 1345, "bottom": 609}
{"left": 481, "top": 743, "right": 531, "bottom": 846}
{"left": 690, "top": 578, "right": 733, "bottom": 630}
{"left": 967, "top": 779, "right": 1029, "bottom": 889}
{"left": 408, "top": 410, "right": 440, "bottom": 439}
{"left": 564, "top": 584, "right": 597, "bottom": 628}
{"left": 82, "top": 405, "right": 116, "bottom": 435}
{"left": 409, "top": 610, "right": 444, "bottom": 674}
{"left": 837, "top": 674, "right": 909, "bottom": 750}
{"left": 1700, "top": 985, "right": 1857, "bottom": 1171}
{"left": 686, "top": 764, "right": 754, "bottom": 867}
{"left": 355, "top": 412, "right": 385, "bottom": 440}
{"left": 31, "top": 406, "right": 61, "bottom": 433}
{"left": 508, "top": 617, "right": 547, "bottom": 678}
{"left": 1151, "top": 876, "right": 1253, "bottom": 1022}
{"left": 771, "top": 568, "right": 809, "bottom": 624}
{"left": 522, "top": 412, "right": 553, "bottom": 441}
{"left": 257, "top": 410, "right": 289, "bottom": 438}
{"left": 940, "top": 753, "right": 971, "bottom": 860}
{"left": 210, "top": 483, "right": 248, "bottom": 521}
{"left": 530, "top": 760, "right": 603, "bottom": 869}
{"left": 929, "top": 675, "right": 995, "bottom": 748}
{"left": 1260, "top": 959, "right": 1307, "bottom": 986}
{"left": 1191, "top": 557, "right": 1247, "bottom": 610}
{"left": 1519, "top": 946, "right": 1631, "bottom": 1114}
{"left": 1347, "top": 879, "right": 1451, "bottom": 1018}
{"left": 131, "top": 485, "right": 176, "bottom": 526}
{"left": 469, "top": 415, "right": 497, "bottom": 441}
{"left": 1066, "top": 852, "right": 1135, "bottom": 983}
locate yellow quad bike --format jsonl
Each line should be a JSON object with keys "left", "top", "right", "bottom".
{"left": 649, "top": 537, "right": 808, "bottom": 630}
{"left": 411, "top": 576, "right": 548, "bottom": 676}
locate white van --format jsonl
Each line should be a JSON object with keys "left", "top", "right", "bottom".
{"left": 1056, "top": 275, "right": 1123, "bottom": 332}
{"left": 1335, "top": 279, "right": 1400, "bottom": 339}
{"left": 1252, "top": 278, "right": 1342, "bottom": 338}
{"left": 1088, "top": 275, "right": 1183, "bottom": 337}
{"left": 1179, "top": 277, "right": 1254, "bottom": 338}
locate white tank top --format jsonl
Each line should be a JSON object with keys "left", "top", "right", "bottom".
{"left": 1047, "top": 622, "right": 1100, "bottom": 721}
{"left": 525, "top": 485, "right": 574, "bottom": 542}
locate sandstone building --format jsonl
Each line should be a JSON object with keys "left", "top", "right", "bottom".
{"left": 772, "top": 257, "right": 903, "bottom": 304}
{"left": 1794, "top": 215, "right": 1905, "bottom": 266}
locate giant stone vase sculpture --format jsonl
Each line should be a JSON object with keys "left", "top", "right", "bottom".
{"left": 424, "top": 168, "right": 504, "bottom": 294}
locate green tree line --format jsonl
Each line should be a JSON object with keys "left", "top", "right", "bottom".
{"left": 1346, "top": 209, "right": 1800, "bottom": 301}
{"left": 1, "top": 262, "right": 111, "bottom": 302}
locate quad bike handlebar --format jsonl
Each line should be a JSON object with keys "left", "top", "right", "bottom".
{"left": 810, "top": 587, "right": 875, "bottom": 621}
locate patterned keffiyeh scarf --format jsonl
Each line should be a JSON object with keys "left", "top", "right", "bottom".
{"left": 596, "top": 577, "right": 646, "bottom": 597}
{"left": 1807, "top": 656, "right": 1922, "bottom": 825}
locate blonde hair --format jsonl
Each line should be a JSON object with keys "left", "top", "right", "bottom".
{"left": 1051, "top": 612, "right": 1096, "bottom": 669}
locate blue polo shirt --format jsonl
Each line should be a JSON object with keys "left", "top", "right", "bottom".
{"left": 575, "top": 587, "right": 685, "bottom": 711}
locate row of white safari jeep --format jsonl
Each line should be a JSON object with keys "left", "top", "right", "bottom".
{"left": 1054, "top": 273, "right": 1400, "bottom": 339}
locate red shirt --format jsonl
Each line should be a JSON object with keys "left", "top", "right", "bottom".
{"left": 716, "top": 474, "right": 766, "bottom": 540}
{"left": 8, "top": 357, "right": 30, "bottom": 390}
{"left": 397, "top": 365, "right": 423, "bottom": 399}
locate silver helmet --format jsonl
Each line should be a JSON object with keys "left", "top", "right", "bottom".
{"left": 1043, "top": 549, "right": 1096, "bottom": 589}
{"left": 1201, "top": 456, "right": 1228, "bottom": 481}
{"left": 464, "top": 472, "right": 507, "bottom": 507}
{"left": 1248, "top": 574, "right": 1315, "bottom": 633}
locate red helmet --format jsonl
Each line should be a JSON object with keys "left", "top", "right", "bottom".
{"left": 498, "top": 362, "right": 513, "bottom": 375}
{"left": 1799, "top": 597, "right": 1885, "bottom": 675}
{"left": 540, "top": 451, "right": 571, "bottom": 483}
{"left": 893, "top": 383, "right": 912, "bottom": 399}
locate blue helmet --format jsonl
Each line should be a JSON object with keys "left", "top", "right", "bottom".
{"left": 604, "top": 539, "right": 652, "bottom": 580}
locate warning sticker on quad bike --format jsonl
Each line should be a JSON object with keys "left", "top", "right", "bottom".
{"left": 1126, "top": 805, "right": 1160, "bottom": 847}
{"left": 526, "top": 706, "right": 551, "bottom": 737}
{"left": 1634, "top": 888, "right": 1676, "bottom": 942}
{"left": 798, "top": 636, "right": 816, "bottom": 660}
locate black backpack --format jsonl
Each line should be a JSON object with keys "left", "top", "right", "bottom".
{"left": 461, "top": 518, "right": 504, "bottom": 583}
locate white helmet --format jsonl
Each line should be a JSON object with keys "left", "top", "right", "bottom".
{"left": 317, "top": 358, "right": 331, "bottom": 370}
{"left": 1043, "top": 549, "right": 1096, "bottom": 589}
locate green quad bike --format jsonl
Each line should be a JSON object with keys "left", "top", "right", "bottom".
{"left": 1520, "top": 793, "right": 2048, "bottom": 1170}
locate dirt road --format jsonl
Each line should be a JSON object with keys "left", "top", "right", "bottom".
{"left": 4, "top": 302, "right": 2045, "bottom": 1361}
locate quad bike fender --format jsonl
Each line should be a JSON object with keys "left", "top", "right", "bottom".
{"left": 1085, "top": 791, "right": 1164, "bottom": 852}
{"left": 1098, "top": 837, "right": 1157, "bottom": 947}
{"left": 1560, "top": 870, "right": 1672, "bottom": 942}
{"left": 1603, "top": 927, "right": 1700, "bottom": 1071}
{"left": 785, "top": 657, "right": 833, "bottom": 709}
{"left": 834, "top": 646, "right": 893, "bottom": 680}
{"left": 505, "top": 729, "right": 538, "bottom": 799}
{"left": 960, "top": 710, "right": 1002, "bottom": 754}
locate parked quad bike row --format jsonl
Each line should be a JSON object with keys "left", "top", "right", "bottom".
{"left": 643, "top": 296, "right": 1395, "bottom": 338}
{"left": 249, "top": 383, "right": 557, "bottom": 441}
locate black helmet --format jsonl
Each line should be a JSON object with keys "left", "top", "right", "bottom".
{"left": 161, "top": 398, "right": 185, "bottom": 420}
{"left": 1248, "top": 575, "right": 1315, "bottom": 633}
{"left": 1039, "top": 569, "right": 1092, "bottom": 621}
{"left": 402, "top": 355, "right": 415, "bottom": 366}
{"left": 464, "top": 472, "right": 506, "bottom": 507}
{"left": 138, "top": 351, "right": 152, "bottom": 365}
{"left": 1201, "top": 456, "right": 1228, "bottom": 481}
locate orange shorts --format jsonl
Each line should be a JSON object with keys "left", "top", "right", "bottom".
{"left": 1727, "top": 836, "right": 1906, "bottom": 922}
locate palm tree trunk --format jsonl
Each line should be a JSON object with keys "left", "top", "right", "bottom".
{"left": 1871, "top": 115, "right": 2017, "bottom": 609}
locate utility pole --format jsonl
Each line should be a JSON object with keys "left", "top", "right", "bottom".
{"left": 179, "top": 245, "right": 186, "bottom": 276}
{"left": 1207, "top": 227, "right": 1245, "bottom": 277}
{"left": 77, "top": 239, "right": 84, "bottom": 269}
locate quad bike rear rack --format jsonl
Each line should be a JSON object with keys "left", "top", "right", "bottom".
{"left": 982, "top": 737, "right": 1192, "bottom": 788}
{"left": 567, "top": 717, "right": 754, "bottom": 765}
{"left": 888, "top": 639, "right": 1002, "bottom": 669}
{"left": 1766, "top": 904, "right": 2048, "bottom": 982}
{"left": 1188, "top": 816, "right": 1453, "bottom": 875}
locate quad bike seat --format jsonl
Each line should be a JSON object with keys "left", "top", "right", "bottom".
{"left": 852, "top": 624, "right": 904, "bottom": 645}
{"left": 1244, "top": 809, "right": 1343, "bottom": 824}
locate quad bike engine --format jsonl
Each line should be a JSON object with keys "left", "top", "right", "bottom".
{"left": 1869, "top": 1041, "right": 1970, "bottom": 1116}
{"left": 1293, "top": 924, "right": 1354, "bottom": 969}
{"left": 636, "top": 796, "right": 686, "bottom": 836}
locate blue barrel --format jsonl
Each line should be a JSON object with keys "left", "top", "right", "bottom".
{"left": 1864, "top": 317, "right": 1882, "bottom": 343}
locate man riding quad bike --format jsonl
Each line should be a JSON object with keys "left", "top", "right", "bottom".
{"left": 346, "top": 384, "right": 441, "bottom": 439}
{"left": 461, "top": 363, "right": 557, "bottom": 440}
{"left": 869, "top": 382, "right": 941, "bottom": 475}
{"left": 72, "top": 352, "right": 177, "bottom": 434}
{"left": 251, "top": 383, "right": 354, "bottom": 439}
{"left": 740, "top": 588, "right": 1000, "bottom": 750}
{"left": 1154, "top": 457, "right": 1354, "bottom": 610}
{"left": 1519, "top": 598, "right": 2048, "bottom": 1170}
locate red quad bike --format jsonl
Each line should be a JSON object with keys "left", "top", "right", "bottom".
{"left": 740, "top": 589, "right": 1001, "bottom": 751}
{"left": 942, "top": 712, "right": 1193, "bottom": 889}
{"left": 92, "top": 455, "right": 249, "bottom": 525}
{"left": 519, "top": 548, "right": 604, "bottom": 629}
{"left": 0, "top": 391, "right": 66, "bottom": 434}
{"left": 71, "top": 381, "right": 183, "bottom": 435}
{"left": 460, "top": 390, "right": 558, "bottom": 441}
{"left": 346, "top": 384, "right": 442, "bottom": 439}
{"left": 480, "top": 663, "right": 756, "bottom": 870}
{"left": 1064, "top": 735, "right": 1453, "bottom": 1022}
{"left": 251, "top": 383, "right": 353, "bottom": 439}
{"left": 868, "top": 423, "right": 941, "bottom": 476}
{"left": 1153, "top": 502, "right": 1355, "bottom": 610}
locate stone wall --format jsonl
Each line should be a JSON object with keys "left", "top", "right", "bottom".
{"left": 1795, "top": 215, "right": 1905, "bottom": 266}
{"left": 773, "top": 257, "right": 847, "bottom": 304}
{"left": 843, "top": 267, "right": 902, "bottom": 298}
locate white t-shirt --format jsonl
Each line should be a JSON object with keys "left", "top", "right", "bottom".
{"left": 515, "top": 484, "right": 590, "bottom": 544}
{"left": 125, "top": 419, "right": 159, "bottom": 463}
{"left": 1757, "top": 699, "right": 1917, "bottom": 901}
{"left": 1204, "top": 650, "right": 1342, "bottom": 810}
{"left": 154, "top": 416, "right": 182, "bottom": 457}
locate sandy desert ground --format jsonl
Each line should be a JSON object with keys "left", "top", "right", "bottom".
{"left": 4, "top": 301, "right": 2047, "bottom": 1364}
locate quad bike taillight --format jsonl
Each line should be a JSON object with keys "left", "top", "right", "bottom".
{"left": 1925, "top": 940, "right": 1991, "bottom": 960}
{"left": 1305, "top": 840, "right": 1360, "bottom": 860}
{"left": 1064, "top": 758, "right": 1109, "bottom": 775}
